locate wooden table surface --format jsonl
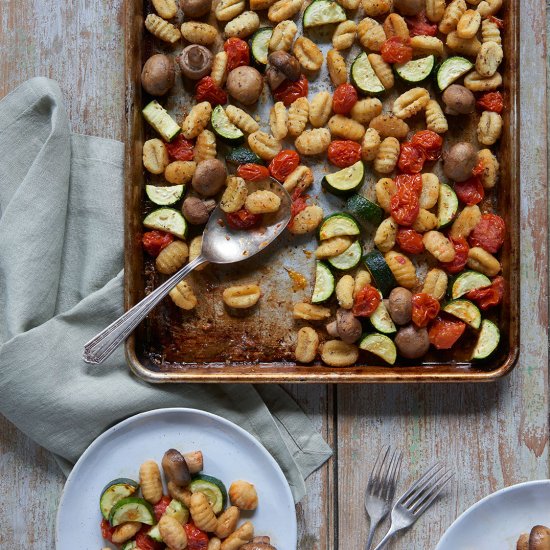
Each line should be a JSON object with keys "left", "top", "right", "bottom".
{"left": 0, "top": 1, "right": 548, "bottom": 548}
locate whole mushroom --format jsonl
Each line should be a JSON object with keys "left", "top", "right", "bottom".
{"left": 141, "top": 54, "right": 176, "bottom": 96}
{"left": 529, "top": 526, "right": 550, "bottom": 550}
{"left": 393, "top": 0, "right": 424, "bottom": 15}
{"left": 179, "top": 0, "right": 212, "bottom": 18}
{"left": 387, "top": 287, "right": 413, "bottom": 326}
{"left": 241, "top": 537, "right": 277, "bottom": 550}
{"left": 443, "top": 142, "right": 478, "bottom": 182}
{"left": 178, "top": 45, "right": 213, "bottom": 80}
{"left": 226, "top": 66, "right": 264, "bottom": 105}
{"left": 442, "top": 85, "right": 476, "bottom": 115}
{"left": 161, "top": 449, "right": 191, "bottom": 487}
{"left": 266, "top": 51, "right": 301, "bottom": 90}
{"left": 182, "top": 196, "right": 216, "bottom": 224}
{"left": 191, "top": 158, "right": 227, "bottom": 196}
{"left": 336, "top": 308, "right": 362, "bottom": 344}
{"left": 394, "top": 325, "right": 430, "bottom": 359}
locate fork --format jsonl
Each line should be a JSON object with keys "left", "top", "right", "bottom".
{"left": 364, "top": 447, "right": 402, "bottom": 550}
{"left": 372, "top": 463, "right": 454, "bottom": 550}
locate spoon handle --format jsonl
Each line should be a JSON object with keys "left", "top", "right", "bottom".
{"left": 83, "top": 256, "right": 206, "bottom": 364}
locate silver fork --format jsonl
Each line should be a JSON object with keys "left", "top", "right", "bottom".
{"left": 372, "top": 463, "right": 454, "bottom": 550}
{"left": 364, "top": 447, "right": 402, "bottom": 550}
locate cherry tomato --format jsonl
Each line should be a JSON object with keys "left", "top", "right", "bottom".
{"left": 184, "top": 523, "right": 209, "bottom": 550}
{"left": 273, "top": 75, "right": 309, "bottom": 107}
{"left": 224, "top": 37, "right": 250, "bottom": 71}
{"left": 412, "top": 293, "right": 441, "bottom": 328}
{"left": 396, "top": 173, "right": 423, "bottom": 194}
{"left": 381, "top": 37, "right": 413, "bottom": 64}
{"left": 411, "top": 130, "right": 443, "bottom": 161}
{"left": 454, "top": 176, "right": 484, "bottom": 206}
{"left": 165, "top": 134, "right": 194, "bottom": 161}
{"left": 289, "top": 194, "right": 309, "bottom": 229}
{"left": 237, "top": 163, "right": 270, "bottom": 181}
{"left": 428, "top": 315, "right": 466, "bottom": 350}
{"left": 488, "top": 15, "right": 504, "bottom": 28}
{"left": 398, "top": 142, "right": 426, "bottom": 174}
{"left": 396, "top": 228, "right": 425, "bottom": 254}
{"left": 332, "top": 83, "right": 358, "bottom": 115}
{"left": 471, "top": 159, "right": 485, "bottom": 176}
{"left": 390, "top": 174, "right": 422, "bottom": 226}
{"left": 100, "top": 519, "right": 115, "bottom": 542}
{"left": 135, "top": 526, "right": 164, "bottom": 550}
{"left": 469, "top": 213, "right": 506, "bottom": 253}
{"left": 440, "top": 236, "right": 469, "bottom": 274}
{"left": 327, "top": 140, "right": 362, "bottom": 168}
{"left": 154, "top": 495, "right": 172, "bottom": 521}
{"left": 476, "top": 91, "right": 504, "bottom": 113}
{"left": 268, "top": 150, "right": 300, "bottom": 181}
{"left": 406, "top": 11, "right": 438, "bottom": 37}
{"left": 142, "top": 230, "right": 174, "bottom": 257}
{"left": 195, "top": 76, "right": 227, "bottom": 106}
{"left": 226, "top": 208, "right": 262, "bottom": 229}
{"left": 352, "top": 284, "right": 382, "bottom": 317}
{"left": 466, "top": 276, "right": 505, "bottom": 310}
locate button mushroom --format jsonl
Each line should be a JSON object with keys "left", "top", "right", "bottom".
{"left": 393, "top": 0, "right": 424, "bottom": 15}
{"left": 162, "top": 448, "right": 192, "bottom": 487}
{"left": 191, "top": 158, "right": 227, "bottom": 197}
{"left": 182, "top": 196, "right": 216, "bottom": 224}
{"left": 394, "top": 324, "right": 430, "bottom": 359}
{"left": 388, "top": 287, "right": 413, "bottom": 326}
{"left": 325, "top": 320, "right": 339, "bottom": 337}
{"left": 266, "top": 51, "right": 301, "bottom": 90}
{"left": 226, "top": 66, "right": 264, "bottom": 105}
{"left": 442, "top": 84, "right": 476, "bottom": 115}
{"left": 241, "top": 536, "right": 277, "bottom": 550}
{"left": 336, "top": 308, "right": 362, "bottom": 344}
{"left": 443, "top": 142, "right": 478, "bottom": 182}
{"left": 529, "top": 525, "right": 550, "bottom": 550}
{"left": 180, "top": 0, "right": 212, "bottom": 18}
{"left": 141, "top": 54, "right": 176, "bottom": 96}
{"left": 178, "top": 45, "right": 213, "bottom": 80}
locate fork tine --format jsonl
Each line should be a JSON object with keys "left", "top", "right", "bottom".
{"left": 411, "top": 472, "right": 454, "bottom": 516}
{"left": 367, "top": 446, "right": 387, "bottom": 494}
{"left": 408, "top": 469, "right": 451, "bottom": 512}
{"left": 382, "top": 450, "right": 401, "bottom": 500}
{"left": 398, "top": 463, "right": 442, "bottom": 504}
{"left": 402, "top": 465, "right": 446, "bottom": 508}
{"left": 373, "top": 446, "right": 391, "bottom": 495}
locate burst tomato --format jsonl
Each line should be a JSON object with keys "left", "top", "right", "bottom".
{"left": 184, "top": 523, "right": 209, "bottom": 550}
{"left": 273, "top": 74, "right": 309, "bottom": 107}
{"left": 440, "top": 236, "right": 469, "bottom": 274}
{"left": 398, "top": 142, "right": 426, "bottom": 173}
{"left": 268, "top": 150, "right": 300, "bottom": 181}
{"left": 226, "top": 208, "right": 262, "bottom": 229}
{"left": 466, "top": 276, "right": 505, "bottom": 310}
{"left": 412, "top": 293, "right": 441, "bottom": 328}
{"left": 381, "top": 36, "right": 413, "bottom": 64}
{"left": 135, "top": 526, "right": 164, "bottom": 550}
{"left": 488, "top": 15, "right": 504, "bottom": 28}
{"left": 100, "top": 519, "right": 115, "bottom": 542}
{"left": 165, "top": 134, "right": 194, "bottom": 161}
{"left": 327, "top": 140, "right": 362, "bottom": 168}
{"left": 195, "top": 76, "right": 227, "bottom": 106}
{"left": 390, "top": 174, "right": 422, "bottom": 226}
{"left": 237, "top": 163, "right": 270, "bottom": 181}
{"left": 396, "top": 228, "right": 425, "bottom": 254}
{"left": 142, "top": 230, "right": 174, "bottom": 257}
{"left": 469, "top": 213, "right": 506, "bottom": 253}
{"left": 396, "top": 173, "right": 423, "bottom": 194}
{"left": 476, "top": 91, "right": 504, "bottom": 113}
{"left": 411, "top": 130, "right": 443, "bottom": 161}
{"left": 472, "top": 159, "right": 485, "bottom": 176}
{"left": 406, "top": 11, "right": 438, "bottom": 36}
{"left": 332, "top": 83, "right": 358, "bottom": 115}
{"left": 224, "top": 37, "right": 250, "bottom": 71}
{"left": 428, "top": 315, "right": 466, "bottom": 349}
{"left": 352, "top": 284, "right": 381, "bottom": 317}
{"left": 454, "top": 176, "right": 484, "bottom": 206}
{"left": 289, "top": 194, "right": 309, "bottom": 229}
{"left": 154, "top": 495, "right": 172, "bottom": 521}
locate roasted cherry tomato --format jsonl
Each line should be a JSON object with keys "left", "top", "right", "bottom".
{"left": 411, "top": 130, "right": 443, "bottom": 161}
{"left": 471, "top": 159, "right": 485, "bottom": 176}
{"left": 100, "top": 519, "right": 115, "bottom": 542}
{"left": 488, "top": 15, "right": 504, "bottom": 28}
{"left": 398, "top": 142, "right": 426, "bottom": 174}
{"left": 466, "top": 276, "right": 505, "bottom": 310}
{"left": 195, "top": 76, "right": 227, "bottom": 106}
{"left": 332, "top": 83, "right": 358, "bottom": 115}
{"left": 184, "top": 523, "right": 210, "bottom": 550}
{"left": 273, "top": 74, "right": 309, "bottom": 107}
{"left": 165, "top": 134, "right": 194, "bottom": 161}
{"left": 469, "top": 213, "right": 506, "bottom": 253}
{"left": 142, "top": 230, "right": 174, "bottom": 257}
{"left": 396, "top": 228, "right": 425, "bottom": 254}
{"left": 289, "top": 194, "right": 309, "bottom": 229}
{"left": 237, "top": 163, "right": 270, "bottom": 181}
{"left": 226, "top": 208, "right": 262, "bottom": 229}
{"left": 454, "top": 176, "right": 484, "bottom": 206}
{"left": 405, "top": 11, "right": 438, "bottom": 36}
{"left": 268, "top": 149, "right": 300, "bottom": 181}
{"left": 224, "top": 37, "right": 250, "bottom": 71}
{"left": 135, "top": 526, "right": 164, "bottom": 550}
{"left": 476, "top": 91, "right": 504, "bottom": 113}
{"left": 390, "top": 174, "right": 422, "bottom": 226}
{"left": 381, "top": 36, "right": 413, "bottom": 64}
{"left": 412, "top": 293, "right": 441, "bottom": 328}
{"left": 154, "top": 495, "right": 172, "bottom": 521}
{"left": 396, "top": 173, "right": 423, "bottom": 194}
{"left": 440, "top": 236, "right": 469, "bottom": 274}
{"left": 352, "top": 284, "right": 382, "bottom": 317}
{"left": 327, "top": 140, "right": 362, "bottom": 168}
{"left": 428, "top": 315, "right": 466, "bottom": 350}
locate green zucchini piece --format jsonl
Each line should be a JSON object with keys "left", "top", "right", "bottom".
{"left": 147, "top": 499, "right": 189, "bottom": 542}
{"left": 211, "top": 105, "right": 245, "bottom": 145}
{"left": 121, "top": 542, "right": 138, "bottom": 550}
{"left": 225, "top": 146, "right": 264, "bottom": 166}
{"left": 443, "top": 299, "right": 481, "bottom": 329}
{"left": 471, "top": 319, "right": 500, "bottom": 360}
{"left": 303, "top": 0, "right": 346, "bottom": 27}
{"left": 99, "top": 478, "right": 139, "bottom": 520}
{"left": 451, "top": 270, "right": 491, "bottom": 299}
{"left": 322, "top": 161, "right": 365, "bottom": 195}
{"left": 312, "top": 261, "right": 335, "bottom": 303}
{"left": 351, "top": 52, "right": 385, "bottom": 96}
{"left": 328, "top": 240, "right": 362, "bottom": 270}
{"left": 363, "top": 250, "right": 397, "bottom": 297}
{"left": 143, "top": 207, "right": 187, "bottom": 239}
{"left": 345, "top": 194, "right": 384, "bottom": 227}
{"left": 436, "top": 56, "right": 474, "bottom": 91}
{"left": 369, "top": 293, "right": 397, "bottom": 334}
{"left": 250, "top": 27, "right": 273, "bottom": 71}
{"left": 437, "top": 183, "right": 459, "bottom": 229}
{"left": 395, "top": 55, "right": 436, "bottom": 84}
{"left": 142, "top": 100, "right": 181, "bottom": 142}
{"left": 147, "top": 525, "right": 163, "bottom": 542}
{"left": 145, "top": 184, "right": 185, "bottom": 206}
{"left": 359, "top": 333, "right": 397, "bottom": 365}
{"left": 109, "top": 497, "right": 155, "bottom": 527}
{"left": 319, "top": 213, "right": 361, "bottom": 240}
{"left": 190, "top": 475, "right": 227, "bottom": 514}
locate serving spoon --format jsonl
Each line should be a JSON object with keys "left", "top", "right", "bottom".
{"left": 83, "top": 177, "right": 291, "bottom": 364}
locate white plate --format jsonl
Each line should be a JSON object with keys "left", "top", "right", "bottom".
{"left": 56, "top": 408, "right": 297, "bottom": 549}
{"left": 436, "top": 480, "right": 550, "bottom": 550}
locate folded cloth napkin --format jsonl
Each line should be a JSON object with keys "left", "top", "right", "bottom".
{"left": 0, "top": 77, "right": 331, "bottom": 502}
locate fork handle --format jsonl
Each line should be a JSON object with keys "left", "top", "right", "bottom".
{"left": 372, "top": 525, "right": 400, "bottom": 550}
{"left": 365, "top": 522, "right": 379, "bottom": 550}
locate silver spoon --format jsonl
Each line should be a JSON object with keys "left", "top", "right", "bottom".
{"left": 83, "top": 177, "right": 291, "bottom": 364}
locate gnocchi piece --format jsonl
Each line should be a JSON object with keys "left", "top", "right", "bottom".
{"left": 328, "top": 115, "right": 366, "bottom": 141}
{"left": 181, "top": 102, "right": 212, "bottom": 139}
{"left": 269, "top": 20, "right": 298, "bottom": 51}
{"left": 288, "top": 97, "right": 310, "bottom": 137}
{"left": 338, "top": 0, "right": 360, "bottom": 8}
{"left": 180, "top": 22, "right": 218, "bottom": 45}
{"left": 189, "top": 235, "right": 208, "bottom": 271}
{"left": 411, "top": 209, "right": 438, "bottom": 233}
{"left": 450, "top": 204, "right": 481, "bottom": 238}
{"left": 226, "top": 105, "right": 260, "bottom": 134}
{"left": 368, "top": 113, "right": 409, "bottom": 139}
{"left": 139, "top": 460, "right": 163, "bottom": 504}
{"left": 215, "top": 507, "right": 240, "bottom": 539}
{"left": 315, "top": 236, "right": 353, "bottom": 259}
{"left": 368, "top": 54, "right": 394, "bottom": 90}
{"left": 220, "top": 176, "right": 247, "bottom": 213}
{"left": 422, "top": 268, "right": 448, "bottom": 300}
{"left": 215, "top": 0, "right": 246, "bottom": 21}
{"left": 295, "top": 128, "right": 331, "bottom": 155}
{"left": 423, "top": 230, "right": 456, "bottom": 262}
{"left": 194, "top": 130, "right": 217, "bottom": 164}
{"left": 362, "top": 0, "right": 392, "bottom": 16}
{"left": 169, "top": 280, "right": 198, "bottom": 310}
{"left": 383, "top": 13, "right": 409, "bottom": 39}
{"left": 476, "top": 41, "right": 503, "bottom": 77}
{"left": 354, "top": 269, "right": 372, "bottom": 297}
{"left": 464, "top": 70, "right": 502, "bottom": 91}
{"left": 152, "top": 0, "right": 178, "bottom": 18}
{"left": 477, "top": 148, "right": 499, "bottom": 189}
{"left": 321, "top": 339, "right": 359, "bottom": 367}
{"left": 208, "top": 538, "right": 222, "bottom": 550}
{"left": 361, "top": 127, "right": 382, "bottom": 162}
{"left": 446, "top": 31, "right": 482, "bottom": 56}
{"left": 477, "top": 111, "right": 502, "bottom": 145}
{"left": 190, "top": 492, "right": 218, "bottom": 532}
{"left": 336, "top": 275, "right": 355, "bottom": 310}
{"left": 165, "top": 160, "right": 196, "bottom": 184}
{"left": 270, "top": 101, "right": 289, "bottom": 140}
{"left": 295, "top": 327, "right": 320, "bottom": 363}
{"left": 425, "top": 99, "right": 448, "bottom": 134}
{"left": 410, "top": 35, "right": 445, "bottom": 57}
{"left": 477, "top": 0, "right": 502, "bottom": 17}
{"left": 268, "top": 0, "right": 302, "bottom": 22}
{"left": 309, "top": 92, "right": 333, "bottom": 127}
{"left": 333, "top": 20, "right": 357, "bottom": 50}
{"left": 222, "top": 284, "right": 262, "bottom": 309}
{"left": 426, "top": 0, "right": 446, "bottom": 22}
{"left": 250, "top": 0, "right": 276, "bottom": 8}
{"left": 374, "top": 217, "right": 398, "bottom": 252}
{"left": 376, "top": 177, "right": 397, "bottom": 211}
{"left": 456, "top": 9, "right": 481, "bottom": 39}
{"left": 420, "top": 173, "right": 439, "bottom": 209}
{"left": 156, "top": 241, "right": 189, "bottom": 275}
{"left": 159, "top": 516, "right": 188, "bottom": 550}
{"left": 248, "top": 131, "right": 282, "bottom": 160}
{"left": 224, "top": 11, "right": 260, "bottom": 38}
{"left": 168, "top": 481, "right": 193, "bottom": 506}
{"left": 374, "top": 137, "right": 400, "bottom": 174}
{"left": 392, "top": 87, "right": 430, "bottom": 119}
{"left": 143, "top": 138, "right": 169, "bottom": 174}
{"left": 245, "top": 190, "right": 281, "bottom": 214}
{"left": 211, "top": 52, "right": 228, "bottom": 87}
{"left": 145, "top": 14, "right": 181, "bottom": 44}
{"left": 384, "top": 251, "right": 418, "bottom": 288}
{"left": 289, "top": 204, "right": 324, "bottom": 234}
{"left": 283, "top": 165, "right": 314, "bottom": 194}
{"left": 357, "top": 17, "right": 386, "bottom": 52}
{"left": 467, "top": 247, "right": 501, "bottom": 276}
{"left": 293, "top": 302, "right": 331, "bottom": 321}
{"left": 229, "top": 481, "right": 258, "bottom": 510}
{"left": 351, "top": 98, "right": 383, "bottom": 125}
{"left": 293, "top": 37, "right": 324, "bottom": 71}
{"left": 220, "top": 521, "right": 254, "bottom": 550}
{"left": 438, "top": 0, "right": 467, "bottom": 34}
{"left": 112, "top": 522, "right": 142, "bottom": 544}
{"left": 327, "top": 49, "right": 348, "bottom": 86}
{"left": 481, "top": 18, "right": 501, "bottom": 45}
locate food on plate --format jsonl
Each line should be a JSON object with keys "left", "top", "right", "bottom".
{"left": 517, "top": 524, "right": 550, "bottom": 550}
{"left": 226, "top": 66, "right": 264, "bottom": 104}
{"left": 178, "top": 45, "right": 213, "bottom": 80}
{"left": 141, "top": 54, "right": 176, "bottom": 96}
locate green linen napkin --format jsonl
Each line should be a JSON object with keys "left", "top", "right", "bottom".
{"left": 0, "top": 77, "right": 331, "bottom": 502}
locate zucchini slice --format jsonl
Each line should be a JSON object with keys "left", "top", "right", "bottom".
{"left": 359, "top": 333, "right": 397, "bottom": 365}
{"left": 211, "top": 105, "right": 245, "bottom": 145}
{"left": 147, "top": 499, "right": 189, "bottom": 541}
{"left": 351, "top": 52, "right": 385, "bottom": 96}
{"left": 345, "top": 194, "right": 384, "bottom": 227}
{"left": 443, "top": 299, "right": 481, "bottom": 329}
{"left": 437, "top": 183, "right": 459, "bottom": 229}
{"left": 121, "top": 542, "right": 138, "bottom": 550}
{"left": 225, "top": 146, "right": 264, "bottom": 166}
{"left": 322, "top": 161, "right": 365, "bottom": 195}
{"left": 319, "top": 213, "right": 361, "bottom": 240}
{"left": 363, "top": 250, "right": 397, "bottom": 297}
{"left": 109, "top": 497, "right": 155, "bottom": 527}
{"left": 143, "top": 207, "right": 187, "bottom": 239}
{"left": 312, "top": 261, "right": 335, "bottom": 303}
{"left": 142, "top": 100, "right": 181, "bottom": 142}
{"left": 370, "top": 293, "right": 397, "bottom": 334}
{"left": 451, "top": 270, "right": 491, "bottom": 299}
{"left": 303, "top": 0, "right": 346, "bottom": 27}
{"left": 395, "top": 55, "right": 436, "bottom": 84}
{"left": 436, "top": 56, "right": 474, "bottom": 91}
{"left": 145, "top": 184, "right": 185, "bottom": 206}
{"left": 328, "top": 240, "right": 362, "bottom": 270}
{"left": 471, "top": 319, "right": 500, "bottom": 360}
{"left": 189, "top": 475, "right": 227, "bottom": 514}
{"left": 99, "top": 478, "right": 139, "bottom": 520}
{"left": 250, "top": 27, "right": 273, "bottom": 71}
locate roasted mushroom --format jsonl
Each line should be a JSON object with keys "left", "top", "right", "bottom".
{"left": 443, "top": 142, "right": 478, "bottom": 182}
{"left": 162, "top": 449, "right": 191, "bottom": 487}
{"left": 387, "top": 287, "right": 413, "bottom": 326}
{"left": 336, "top": 308, "right": 362, "bottom": 344}
{"left": 529, "top": 525, "right": 550, "bottom": 549}
{"left": 266, "top": 51, "right": 301, "bottom": 90}
{"left": 180, "top": 0, "right": 212, "bottom": 18}
{"left": 141, "top": 54, "right": 176, "bottom": 96}
{"left": 178, "top": 45, "right": 213, "bottom": 80}
{"left": 393, "top": 0, "right": 424, "bottom": 15}
{"left": 191, "top": 158, "right": 227, "bottom": 197}
{"left": 182, "top": 196, "right": 216, "bottom": 224}
{"left": 394, "top": 325, "right": 430, "bottom": 359}
{"left": 226, "top": 66, "right": 264, "bottom": 105}
{"left": 241, "top": 536, "right": 277, "bottom": 550}
{"left": 442, "top": 84, "right": 476, "bottom": 115}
